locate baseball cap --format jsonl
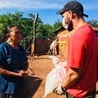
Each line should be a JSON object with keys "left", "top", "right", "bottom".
{"left": 56, "top": 1, "right": 88, "bottom": 17}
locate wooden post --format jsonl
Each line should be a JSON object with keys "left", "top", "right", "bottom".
{"left": 31, "top": 14, "right": 39, "bottom": 56}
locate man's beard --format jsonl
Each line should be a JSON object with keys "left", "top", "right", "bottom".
{"left": 67, "top": 21, "right": 73, "bottom": 31}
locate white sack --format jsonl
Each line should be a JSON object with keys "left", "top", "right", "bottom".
{"left": 49, "top": 55, "right": 67, "bottom": 67}
{"left": 44, "top": 65, "right": 66, "bottom": 97}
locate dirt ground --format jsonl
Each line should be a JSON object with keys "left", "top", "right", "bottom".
{"left": 26, "top": 55, "right": 66, "bottom": 98}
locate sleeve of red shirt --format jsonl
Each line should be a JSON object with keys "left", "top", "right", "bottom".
{"left": 68, "top": 36, "right": 85, "bottom": 69}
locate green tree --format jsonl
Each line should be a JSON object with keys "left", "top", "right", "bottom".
{"left": 87, "top": 19, "right": 98, "bottom": 27}
{"left": 53, "top": 19, "right": 62, "bottom": 31}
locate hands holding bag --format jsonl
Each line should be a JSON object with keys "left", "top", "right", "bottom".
{"left": 55, "top": 85, "right": 66, "bottom": 95}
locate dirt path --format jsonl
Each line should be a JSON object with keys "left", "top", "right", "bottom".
{"left": 27, "top": 55, "right": 66, "bottom": 98}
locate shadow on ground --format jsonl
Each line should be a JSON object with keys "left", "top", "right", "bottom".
{"left": 26, "top": 76, "right": 42, "bottom": 98}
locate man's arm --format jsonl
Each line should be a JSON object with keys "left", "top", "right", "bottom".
{"left": 62, "top": 67, "right": 81, "bottom": 88}
{"left": 55, "top": 67, "right": 81, "bottom": 95}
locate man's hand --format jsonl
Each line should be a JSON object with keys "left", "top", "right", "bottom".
{"left": 55, "top": 85, "right": 66, "bottom": 95}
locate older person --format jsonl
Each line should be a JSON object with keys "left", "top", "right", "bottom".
{"left": 0, "top": 26, "right": 28, "bottom": 98}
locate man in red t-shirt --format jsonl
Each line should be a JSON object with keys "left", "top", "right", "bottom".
{"left": 55, "top": 1, "right": 98, "bottom": 98}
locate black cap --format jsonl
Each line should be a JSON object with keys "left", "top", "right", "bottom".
{"left": 56, "top": 1, "right": 88, "bottom": 17}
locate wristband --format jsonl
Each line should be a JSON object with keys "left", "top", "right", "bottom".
{"left": 61, "top": 86, "right": 66, "bottom": 92}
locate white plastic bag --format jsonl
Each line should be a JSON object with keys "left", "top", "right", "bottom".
{"left": 44, "top": 65, "right": 66, "bottom": 97}
{"left": 49, "top": 55, "right": 67, "bottom": 67}
{"left": 49, "top": 55, "right": 60, "bottom": 66}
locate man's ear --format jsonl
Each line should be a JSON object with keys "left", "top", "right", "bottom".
{"left": 72, "top": 13, "right": 76, "bottom": 19}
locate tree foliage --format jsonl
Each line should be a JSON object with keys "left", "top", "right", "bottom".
{"left": 87, "top": 19, "right": 98, "bottom": 27}
{"left": 0, "top": 11, "right": 97, "bottom": 48}
{"left": 53, "top": 19, "right": 62, "bottom": 31}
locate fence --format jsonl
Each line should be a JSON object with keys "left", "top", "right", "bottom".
{"left": 32, "top": 38, "right": 54, "bottom": 55}
{"left": 31, "top": 38, "right": 53, "bottom": 55}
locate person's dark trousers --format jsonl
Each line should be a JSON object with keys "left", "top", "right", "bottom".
{"left": 66, "top": 89, "right": 95, "bottom": 98}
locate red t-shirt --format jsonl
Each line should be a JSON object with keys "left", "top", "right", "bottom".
{"left": 66, "top": 24, "right": 98, "bottom": 97}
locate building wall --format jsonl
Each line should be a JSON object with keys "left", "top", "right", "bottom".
{"left": 57, "top": 30, "right": 74, "bottom": 60}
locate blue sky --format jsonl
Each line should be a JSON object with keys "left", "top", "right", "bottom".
{"left": 0, "top": 0, "right": 98, "bottom": 25}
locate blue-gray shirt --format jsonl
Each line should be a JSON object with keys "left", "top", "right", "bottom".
{"left": 0, "top": 42, "right": 27, "bottom": 94}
